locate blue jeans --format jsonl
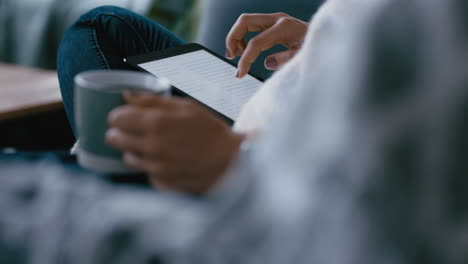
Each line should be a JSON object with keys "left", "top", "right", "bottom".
{"left": 57, "top": 6, "right": 186, "bottom": 137}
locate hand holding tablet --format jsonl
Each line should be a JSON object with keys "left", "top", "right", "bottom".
{"left": 125, "top": 43, "right": 265, "bottom": 124}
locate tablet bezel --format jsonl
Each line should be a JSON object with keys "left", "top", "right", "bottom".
{"left": 124, "top": 43, "right": 265, "bottom": 125}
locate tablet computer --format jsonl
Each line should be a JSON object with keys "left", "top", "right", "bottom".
{"left": 124, "top": 43, "right": 265, "bottom": 125}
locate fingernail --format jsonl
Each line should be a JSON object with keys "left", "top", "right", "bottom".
{"left": 235, "top": 71, "right": 240, "bottom": 78}
{"left": 108, "top": 110, "right": 117, "bottom": 125}
{"left": 123, "top": 152, "right": 139, "bottom": 166}
{"left": 225, "top": 48, "right": 231, "bottom": 58}
{"left": 265, "top": 57, "right": 279, "bottom": 69}
{"left": 105, "top": 129, "right": 118, "bottom": 142}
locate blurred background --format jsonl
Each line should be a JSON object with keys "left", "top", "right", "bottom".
{"left": 0, "top": 0, "right": 323, "bottom": 151}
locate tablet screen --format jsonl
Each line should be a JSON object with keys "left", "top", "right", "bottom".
{"left": 138, "top": 50, "right": 263, "bottom": 121}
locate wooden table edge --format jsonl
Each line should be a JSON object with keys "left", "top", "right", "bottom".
{"left": 0, "top": 102, "right": 64, "bottom": 122}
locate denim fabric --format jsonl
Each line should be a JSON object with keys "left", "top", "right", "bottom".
{"left": 57, "top": 6, "right": 186, "bottom": 137}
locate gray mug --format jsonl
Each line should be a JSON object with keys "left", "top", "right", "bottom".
{"left": 74, "top": 70, "right": 171, "bottom": 174}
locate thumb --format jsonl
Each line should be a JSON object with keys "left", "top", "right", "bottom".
{"left": 264, "top": 49, "right": 298, "bottom": 70}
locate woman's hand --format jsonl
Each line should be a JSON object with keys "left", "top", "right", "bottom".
{"left": 105, "top": 92, "right": 245, "bottom": 195}
{"left": 226, "top": 13, "right": 309, "bottom": 78}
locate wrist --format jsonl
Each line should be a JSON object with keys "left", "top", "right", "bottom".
{"left": 214, "top": 132, "right": 246, "bottom": 178}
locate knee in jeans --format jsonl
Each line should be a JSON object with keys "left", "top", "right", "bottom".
{"left": 82, "top": 6, "right": 127, "bottom": 20}
{"left": 59, "top": 6, "right": 122, "bottom": 55}
{"left": 70, "top": 5, "right": 139, "bottom": 46}
{"left": 76, "top": 5, "right": 132, "bottom": 27}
